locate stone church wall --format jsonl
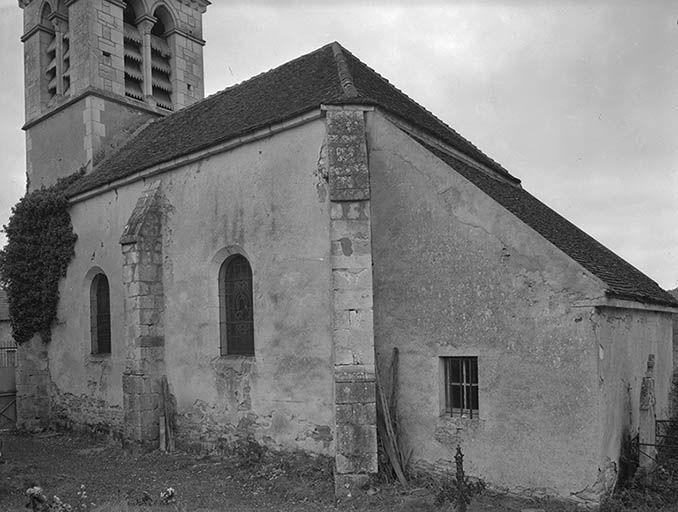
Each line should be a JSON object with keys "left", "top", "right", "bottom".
{"left": 45, "top": 118, "right": 336, "bottom": 454}
{"left": 366, "top": 111, "right": 608, "bottom": 499}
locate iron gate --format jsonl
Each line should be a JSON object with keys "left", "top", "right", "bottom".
{"left": 0, "top": 335, "right": 16, "bottom": 430}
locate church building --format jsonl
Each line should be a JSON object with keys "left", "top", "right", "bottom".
{"left": 14, "top": 0, "right": 677, "bottom": 502}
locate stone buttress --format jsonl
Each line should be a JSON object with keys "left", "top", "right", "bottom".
{"left": 325, "top": 106, "right": 378, "bottom": 497}
{"left": 119, "top": 182, "right": 166, "bottom": 447}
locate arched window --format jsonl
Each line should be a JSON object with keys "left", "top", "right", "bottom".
{"left": 90, "top": 273, "right": 111, "bottom": 355}
{"left": 219, "top": 255, "right": 254, "bottom": 356}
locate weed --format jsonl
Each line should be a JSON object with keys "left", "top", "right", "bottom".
{"left": 233, "top": 435, "right": 265, "bottom": 468}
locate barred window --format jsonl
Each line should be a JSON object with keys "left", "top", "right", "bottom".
{"left": 443, "top": 357, "right": 478, "bottom": 418}
{"left": 219, "top": 255, "right": 254, "bottom": 356}
{"left": 90, "top": 273, "right": 111, "bottom": 355}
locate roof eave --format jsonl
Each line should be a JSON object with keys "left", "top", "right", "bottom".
{"left": 573, "top": 294, "right": 678, "bottom": 314}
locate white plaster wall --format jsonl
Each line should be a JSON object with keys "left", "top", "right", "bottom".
{"left": 50, "top": 118, "right": 335, "bottom": 453}
{"left": 595, "top": 308, "right": 673, "bottom": 467}
{"left": 367, "top": 111, "right": 607, "bottom": 498}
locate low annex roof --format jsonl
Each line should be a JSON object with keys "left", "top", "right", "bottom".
{"left": 65, "top": 42, "right": 676, "bottom": 308}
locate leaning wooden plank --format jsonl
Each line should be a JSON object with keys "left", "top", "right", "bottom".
{"left": 376, "top": 365, "right": 408, "bottom": 488}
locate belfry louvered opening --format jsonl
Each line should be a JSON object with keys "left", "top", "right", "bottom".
{"left": 150, "top": 8, "right": 173, "bottom": 111}
{"left": 42, "top": 2, "right": 70, "bottom": 101}
{"left": 123, "top": 3, "right": 144, "bottom": 101}
{"left": 123, "top": 2, "right": 174, "bottom": 110}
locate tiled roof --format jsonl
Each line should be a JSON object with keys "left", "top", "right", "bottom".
{"left": 422, "top": 142, "right": 678, "bottom": 308}
{"left": 0, "top": 289, "right": 9, "bottom": 321}
{"left": 66, "top": 42, "right": 516, "bottom": 196}
{"left": 63, "top": 42, "right": 675, "bottom": 308}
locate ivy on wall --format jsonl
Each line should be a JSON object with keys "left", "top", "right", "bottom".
{"left": 0, "top": 172, "right": 82, "bottom": 344}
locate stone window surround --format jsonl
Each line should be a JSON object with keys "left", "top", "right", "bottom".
{"left": 85, "top": 266, "right": 112, "bottom": 358}
{"left": 210, "top": 245, "right": 256, "bottom": 359}
{"left": 438, "top": 353, "right": 481, "bottom": 420}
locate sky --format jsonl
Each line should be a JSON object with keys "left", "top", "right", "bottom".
{"left": 0, "top": 1, "right": 676, "bottom": 289}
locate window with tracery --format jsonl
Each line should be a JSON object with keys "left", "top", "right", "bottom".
{"left": 90, "top": 273, "right": 111, "bottom": 355}
{"left": 219, "top": 255, "right": 254, "bottom": 356}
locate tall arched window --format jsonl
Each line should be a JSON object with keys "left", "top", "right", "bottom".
{"left": 219, "top": 255, "right": 254, "bottom": 356}
{"left": 90, "top": 273, "right": 111, "bottom": 355}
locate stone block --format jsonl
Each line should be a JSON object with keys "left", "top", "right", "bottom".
{"left": 336, "top": 424, "right": 377, "bottom": 457}
{"left": 330, "top": 220, "right": 370, "bottom": 241}
{"left": 135, "top": 263, "right": 158, "bottom": 282}
{"left": 331, "top": 188, "right": 370, "bottom": 201}
{"left": 330, "top": 201, "right": 371, "bottom": 221}
{"left": 349, "top": 309, "right": 373, "bottom": 331}
{"left": 333, "top": 327, "right": 374, "bottom": 352}
{"left": 135, "top": 296, "right": 157, "bottom": 310}
{"left": 335, "top": 473, "right": 372, "bottom": 500}
{"left": 126, "top": 282, "right": 150, "bottom": 297}
{"left": 138, "top": 308, "right": 159, "bottom": 326}
{"left": 326, "top": 110, "right": 365, "bottom": 135}
{"left": 333, "top": 289, "right": 373, "bottom": 311}
{"left": 137, "top": 335, "right": 164, "bottom": 348}
{"left": 334, "top": 343, "right": 375, "bottom": 366}
{"left": 335, "top": 381, "right": 376, "bottom": 405}
{"left": 336, "top": 451, "right": 378, "bottom": 474}
{"left": 335, "top": 403, "right": 377, "bottom": 425}
{"left": 122, "top": 264, "right": 135, "bottom": 283}
{"left": 335, "top": 365, "right": 375, "bottom": 383}
{"left": 330, "top": 253, "right": 372, "bottom": 270}
{"left": 122, "top": 374, "right": 144, "bottom": 395}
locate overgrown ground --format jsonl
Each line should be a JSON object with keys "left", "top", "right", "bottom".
{"left": 1, "top": 429, "right": 677, "bottom": 511}
{"left": 0, "top": 431, "right": 573, "bottom": 512}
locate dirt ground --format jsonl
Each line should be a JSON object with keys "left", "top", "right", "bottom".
{"left": 0, "top": 430, "right": 579, "bottom": 512}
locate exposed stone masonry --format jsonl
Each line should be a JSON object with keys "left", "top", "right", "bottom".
{"left": 15, "top": 337, "right": 51, "bottom": 430}
{"left": 120, "top": 182, "right": 166, "bottom": 446}
{"left": 326, "top": 106, "right": 378, "bottom": 498}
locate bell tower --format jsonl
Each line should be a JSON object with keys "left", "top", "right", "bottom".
{"left": 19, "top": 0, "right": 210, "bottom": 191}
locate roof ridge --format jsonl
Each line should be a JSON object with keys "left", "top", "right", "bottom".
{"left": 330, "top": 42, "right": 358, "bottom": 99}
{"left": 126, "top": 42, "right": 339, "bottom": 127}
{"left": 339, "top": 45, "right": 514, "bottom": 179}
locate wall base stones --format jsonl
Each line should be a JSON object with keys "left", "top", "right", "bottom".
{"left": 15, "top": 336, "right": 52, "bottom": 430}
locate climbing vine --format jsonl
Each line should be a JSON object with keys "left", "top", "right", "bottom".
{"left": 0, "top": 172, "right": 82, "bottom": 344}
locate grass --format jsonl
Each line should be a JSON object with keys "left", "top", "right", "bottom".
{"left": 11, "top": 427, "right": 678, "bottom": 511}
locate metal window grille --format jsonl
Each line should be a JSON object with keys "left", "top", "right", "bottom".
{"left": 91, "top": 274, "right": 111, "bottom": 354}
{"left": 443, "top": 357, "right": 478, "bottom": 418}
{"left": 220, "top": 255, "right": 254, "bottom": 356}
{"left": 0, "top": 340, "right": 16, "bottom": 368}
